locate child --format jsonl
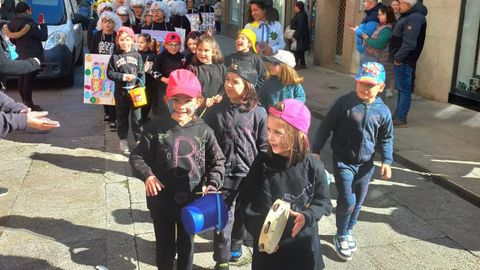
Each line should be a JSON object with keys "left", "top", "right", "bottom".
{"left": 312, "top": 62, "right": 393, "bottom": 261}
{"left": 240, "top": 98, "right": 332, "bottom": 270}
{"left": 183, "top": 31, "right": 201, "bottom": 66}
{"left": 259, "top": 50, "right": 305, "bottom": 109}
{"left": 91, "top": 11, "right": 121, "bottom": 130}
{"left": 152, "top": 32, "right": 186, "bottom": 117}
{"left": 129, "top": 69, "right": 226, "bottom": 270}
{"left": 106, "top": 27, "right": 145, "bottom": 155}
{"left": 137, "top": 33, "right": 157, "bottom": 123}
{"left": 204, "top": 61, "right": 268, "bottom": 269}
{"left": 188, "top": 34, "right": 227, "bottom": 109}
{"left": 225, "top": 28, "right": 267, "bottom": 92}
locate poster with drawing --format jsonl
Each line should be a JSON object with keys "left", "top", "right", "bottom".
{"left": 200, "top": 12, "right": 215, "bottom": 32}
{"left": 84, "top": 54, "right": 115, "bottom": 106}
{"left": 186, "top": 13, "right": 201, "bottom": 32}
{"left": 141, "top": 29, "right": 186, "bottom": 52}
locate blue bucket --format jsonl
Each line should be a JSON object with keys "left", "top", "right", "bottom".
{"left": 181, "top": 193, "right": 228, "bottom": 235}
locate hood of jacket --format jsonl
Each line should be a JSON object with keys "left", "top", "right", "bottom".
{"left": 402, "top": 2, "right": 428, "bottom": 17}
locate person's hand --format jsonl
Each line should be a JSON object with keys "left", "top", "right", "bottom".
{"left": 202, "top": 184, "right": 217, "bottom": 195}
{"left": 160, "top": 77, "right": 169, "bottom": 84}
{"left": 144, "top": 62, "right": 153, "bottom": 73}
{"left": 20, "top": 107, "right": 31, "bottom": 114}
{"left": 123, "top": 74, "right": 136, "bottom": 82}
{"left": 205, "top": 97, "right": 215, "bottom": 107}
{"left": 350, "top": 25, "right": 358, "bottom": 32}
{"left": 212, "top": 94, "right": 223, "bottom": 104}
{"left": 27, "top": 111, "right": 60, "bottom": 130}
{"left": 394, "top": 61, "right": 402, "bottom": 66}
{"left": 290, "top": 210, "right": 305, "bottom": 237}
{"left": 145, "top": 175, "right": 165, "bottom": 196}
{"left": 361, "top": 33, "right": 368, "bottom": 40}
{"left": 381, "top": 164, "right": 392, "bottom": 180}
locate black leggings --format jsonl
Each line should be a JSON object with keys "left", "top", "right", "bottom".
{"left": 17, "top": 71, "right": 37, "bottom": 104}
{"left": 294, "top": 50, "right": 306, "bottom": 67}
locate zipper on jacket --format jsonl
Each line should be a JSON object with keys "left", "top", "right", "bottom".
{"left": 358, "top": 103, "right": 370, "bottom": 163}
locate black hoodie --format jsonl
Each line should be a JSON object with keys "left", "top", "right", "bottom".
{"left": 390, "top": 2, "right": 428, "bottom": 68}
{"left": 130, "top": 117, "right": 226, "bottom": 214}
{"left": 240, "top": 152, "right": 332, "bottom": 269}
{"left": 7, "top": 14, "right": 47, "bottom": 60}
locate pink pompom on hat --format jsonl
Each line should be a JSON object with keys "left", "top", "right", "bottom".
{"left": 268, "top": 99, "right": 311, "bottom": 135}
{"left": 166, "top": 69, "right": 202, "bottom": 98}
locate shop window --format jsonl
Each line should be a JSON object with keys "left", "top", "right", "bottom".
{"left": 453, "top": 0, "right": 480, "bottom": 101}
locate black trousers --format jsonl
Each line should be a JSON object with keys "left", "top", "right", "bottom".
{"left": 104, "top": 105, "right": 116, "bottom": 122}
{"left": 114, "top": 91, "right": 143, "bottom": 141}
{"left": 213, "top": 188, "right": 238, "bottom": 263}
{"left": 152, "top": 212, "right": 194, "bottom": 270}
{"left": 17, "top": 71, "right": 37, "bottom": 104}
{"left": 293, "top": 50, "right": 306, "bottom": 67}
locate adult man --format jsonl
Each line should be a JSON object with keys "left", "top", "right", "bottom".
{"left": 352, "top": 0, "right": 381, "bottom": 64}
{"left": 390, "top": 0, "right": 427, "bottom": 127}
{"left": 0, "top": 0, "right": 60, "bottom": 197}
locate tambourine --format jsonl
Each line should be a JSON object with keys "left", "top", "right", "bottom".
{"left": 258, "top": 199, "right": 291, "bottom": 254}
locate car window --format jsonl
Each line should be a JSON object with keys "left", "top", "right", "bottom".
{"left": 27, "top": 0, "right": 66, "bottom": 25}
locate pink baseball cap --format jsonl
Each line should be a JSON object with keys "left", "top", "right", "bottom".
{"left": 268, "top": 99, "right": 311, "bottom": 134}
{"left": 166, "top": 69, "right": 201, "bottom": 98}
{"left": 117, "top": 26, "right": 136, "bottom": 41}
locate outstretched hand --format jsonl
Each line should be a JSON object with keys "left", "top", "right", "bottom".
{"left": 27, "top": 111, "right": 60, "bottom": 130}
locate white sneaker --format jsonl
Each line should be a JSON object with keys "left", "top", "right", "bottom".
{"left": 119, "top": 139, "right": 130, "bottom": 155}
{"left": 385, "top": 88, "right": 393, "bottom": 98}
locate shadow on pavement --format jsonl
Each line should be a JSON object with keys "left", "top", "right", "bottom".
{"left": 0, "top": 255, "right": 64, "bottom": 270}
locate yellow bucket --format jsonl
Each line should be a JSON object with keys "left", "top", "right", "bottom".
{"left": 128, "top": 78, "right": 147, "bottom": 107}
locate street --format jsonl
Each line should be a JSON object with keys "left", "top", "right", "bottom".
{"left": 0, "top": 36, "right": 479, "bottom": 269}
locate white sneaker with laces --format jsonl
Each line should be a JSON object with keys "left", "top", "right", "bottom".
{"left": 119, "top": 139, "right": 130, "bottom": 155}
{"left": 334, "top": 234, "right": 352, "bottom": 261}
{"left": 347, "top": 229, "right": 357, "bottom": 252}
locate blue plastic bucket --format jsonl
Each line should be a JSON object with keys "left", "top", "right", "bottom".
{"left": 181, "top": 193, "right": 228, "bottom": 235}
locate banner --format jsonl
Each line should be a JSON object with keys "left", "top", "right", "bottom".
{"left": 84, "top": 54, "right": 115, "bottom": 106}
{"left": 186, "top": 13, "right": 201, "bottom": 32}
{"left": 200, "top": 12, "right": 215, "bottom": 32}
{"left": 141, "top": 29, "right": 186, "bottom": 52}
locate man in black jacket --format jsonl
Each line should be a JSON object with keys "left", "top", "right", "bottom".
{"left": 390, "top": 0, "right": 427, "bottom": 127}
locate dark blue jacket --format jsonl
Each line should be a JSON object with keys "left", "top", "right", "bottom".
{"left": 390, "top": 2, "right": 428, "bottom": 68}
{"left": 205, "top": 99, "right": 268, "bottom": 189}
{"left": 312, "top": 91, "right": 393, "bottom": 165}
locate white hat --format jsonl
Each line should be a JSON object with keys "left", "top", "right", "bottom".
{"left": 96, "top": 11, "right": 122, "bottom": 31}
{"left": 96, "top": 2, "right": 114, "bottom": 16}
{"left": 262, "top": 50, "right": 296, "bottom": 68}
{"left": 169, "top": 0, "right": 187, "bottom": 16}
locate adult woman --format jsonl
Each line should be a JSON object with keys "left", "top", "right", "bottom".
{"left": 361, "top": 6, "right": 395, "bottom": 97}
{"left": 169, "top": 0, "right": 191, "bottom": 36}
{"left": 145, "top": 1, "right": 173, "bottom": 31}
{"left": 290, "top": 1, "right": 310, "bottom": 69}
{"left": 390, "top": 0, "right": 401, "bottom": 20}
{"left": 6, "top": 2, "right": 47, "bottom": 111}
{"left": 116, "top": 6, "right": 134, "bottom": 28}
{"left": 244, "top": 0, "right": 285, "bottom": 56}
{"left": 130, "top": 0, "right": 145, "bottom": 33}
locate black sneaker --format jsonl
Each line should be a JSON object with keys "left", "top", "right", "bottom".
{"left": 229, "top": 244, "right": 242, "bottom": 262}
{"left": 393, "top": 119, "right": 408, "bottom": 128}
{"left": 0, "top": 187, "right": 8, "bottom": 197}
{"left": 104, "top": 114, "right": 110, "bottom": 123}
{"left": 109, "top": 122, "right": 117, "bottom": 131}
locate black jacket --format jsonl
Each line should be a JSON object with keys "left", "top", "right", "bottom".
{"left": 240, "top": 152, "right": 332, "bottom": 269}
{"left": 86, "top": 18, "right": 98, "bottom": 53}
{"left": 290, "top": 9, "right": 310, "bottom": 51}
{"left": 8, "top": 14, "right": 47, "bottom": 60}
{"left": 204, "top": 99, "right": 268, "bottom": 189}
{"left": 152, "top": 50, "right": 186, "bottom": 83}
{"left": 130, "top": 117, "right": 226, "bottom": 214}
{"left": 90, "top": 31, "right": 116, "bottom": 55}
{"left": 170, "top": 15, "right": 191, "bottom": 37}
{"left": 106, "top": 48, "right": 145, "bottom": 103}
{"left": 188, "top": 63, "right": 227, "bottom": 98}
{"left": 224, "top": 51, "right": 267, "bottom": 91}
{"left": 143, "top": 20, "right": 174, "bottom": 31}
{"left": 390, "top": 2, "right": 428, "bottom": 68}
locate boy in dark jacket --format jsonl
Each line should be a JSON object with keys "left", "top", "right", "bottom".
{"left": 107, "top": 27, "right": 145, "bottom": 155}
{"left": 130, "top": 69, "right": 225, "bottom": 270}
{"left": 224, "top": 29, "right": 267, "bottom": 92}
{"left": 312, "top": 62, "right": 393, "bottom": 261}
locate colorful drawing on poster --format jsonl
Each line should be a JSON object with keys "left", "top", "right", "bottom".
{"left": 84, "top": 53, "right": 115, "bottom": 105}
{"left": 186, "top": 13, "right": 201, "bottom": 32}
{"left": 200, "top": 12, "right": 215, "bottom": 32}
{"left": 141, "top": 29, "right": 186, "bottom": 52}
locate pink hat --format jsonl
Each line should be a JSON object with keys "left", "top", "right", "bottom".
{"left": 166, "top": 69, "right": 202, "bottom": 98}
{"left": 268, "top": 99, "right": 311, "bottom": 134}
{"left": 117, "top": 26, "right": 136, "bottom": 41}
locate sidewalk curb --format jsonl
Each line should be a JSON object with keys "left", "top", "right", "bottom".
{"left": 309, "top": 110, "right": 480, "bottom": 208}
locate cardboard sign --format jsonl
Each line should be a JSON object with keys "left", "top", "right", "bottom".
{"left": 186, "top": 13, "right": 201, "bottom": 32}
{"left": 141, "top": 29, "right": 186, "bottom": 52}
{"left": 84, "top": 54, "right": 115, "bottom": 106}
{"left": 200, "top": 12, "right": 215, "bottom": 32}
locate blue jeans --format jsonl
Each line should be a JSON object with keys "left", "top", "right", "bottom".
{"left": 333, "top": 157, "right": 375, "bottom": 236}
{"left": 394, "top": 63, "right": 414, "bottom": 121}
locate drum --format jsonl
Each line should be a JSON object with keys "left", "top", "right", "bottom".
{"left": 258, "top": 199, "right": 291, "bottom": 254}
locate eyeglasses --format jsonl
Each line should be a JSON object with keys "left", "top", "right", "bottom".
{"left": 102, "top": 19, "right": 114, "bottom": 24}
{"left": 151, "top": 9, "right": 162, "bottom": 13}
{"left": 166, "top": 43, "right": 180, "bottom": 48}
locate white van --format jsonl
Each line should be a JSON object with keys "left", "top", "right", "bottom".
{"left": 18, "top": 0, "right": 84, "bottom": 87}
